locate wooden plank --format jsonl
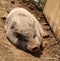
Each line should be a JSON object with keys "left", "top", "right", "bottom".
{"left": 43, "top": 0, "right": 60, "bottom": 40}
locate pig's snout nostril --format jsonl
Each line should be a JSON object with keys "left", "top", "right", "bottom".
{"left": 32, "top": 47, "right": 38, "bottom": 51}
{"left": 27, "top": 45, "right": 39, "bottom": 52}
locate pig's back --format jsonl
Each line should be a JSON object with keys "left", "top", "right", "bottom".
{"left": 7, "top": 8, "right": 35, "bottom": 29}
{"left": 6, "top": 8, "right": 36, "bottom": 38}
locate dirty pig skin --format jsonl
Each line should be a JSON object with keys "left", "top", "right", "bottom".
{"left": 5, "top": 7, "right": 45, "bottom": 52}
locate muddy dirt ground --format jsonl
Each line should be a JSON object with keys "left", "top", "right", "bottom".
{"left": 0, "top": 0, "right": 60, "bottom": 61}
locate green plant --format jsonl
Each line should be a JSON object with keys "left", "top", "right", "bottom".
{"left": 41, "top": 0, "right": 46, "bottom": 5}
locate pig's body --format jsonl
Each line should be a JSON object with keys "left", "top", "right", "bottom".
{"left": 5, "top": 8, "right": 44, "bottom": 52}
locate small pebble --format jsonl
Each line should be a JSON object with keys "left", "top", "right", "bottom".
{"left": 49, "top": 34, "right": 54, "bottom": 38}
{"left": 38, "top": 17, "right": 40, "bottom": 20}
{"left": 55, "top": 54, "right": 60, "bottom": 59}
{"left": 42, "top": 22, "right": 48, "bottom": 25}
{"left": 45, "top": 26, "right": 51, "bottom": 31}
{"left": 4, "top": 45, "right": 8, "bottom": 49}
{"left": 40, "top": 15, "right": 44, "bottom": 18}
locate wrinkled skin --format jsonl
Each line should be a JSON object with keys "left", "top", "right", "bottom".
{"left": 5, "top": 8, "right": 43, "bottom": 52}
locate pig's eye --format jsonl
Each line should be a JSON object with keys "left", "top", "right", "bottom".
{"left": 13, "top": 32, "right": 28, "bottom": 42}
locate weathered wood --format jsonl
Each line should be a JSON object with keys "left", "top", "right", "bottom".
{"left": 43, "top": 0, "right": 60, "bottom": 41}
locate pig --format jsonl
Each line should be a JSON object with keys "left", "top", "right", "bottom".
{"left": 5, "top": 7, "right": 45, "bottom": 52}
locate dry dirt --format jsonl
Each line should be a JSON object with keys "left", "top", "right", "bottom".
{"left": 0, "top": 0, "right": 60, "bottom": 61}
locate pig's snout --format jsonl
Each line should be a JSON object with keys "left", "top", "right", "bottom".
{"left": 27, "top": 36, "right": 41, "bottom": 52}
{"left": 32, "top": 47, "right": 38, "bottom": 51}
{"left": 27, "top": 45, "right": 40, "bottom": 52}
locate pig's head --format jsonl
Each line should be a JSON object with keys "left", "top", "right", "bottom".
{"left": 11, "top": 22, "right": 42, "bottom": 53}
{"left": 26, "top": 36, "right": 41, "bottom": 52}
